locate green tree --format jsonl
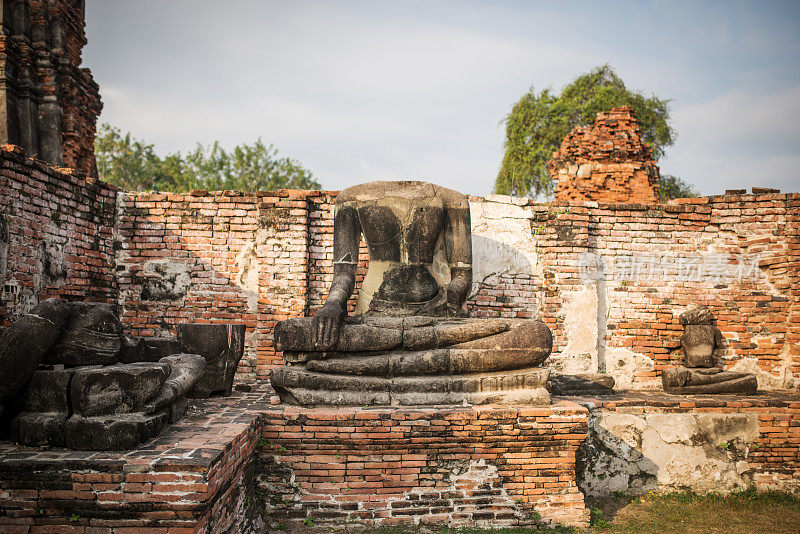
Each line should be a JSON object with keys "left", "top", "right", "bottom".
{"left": 181, "top": 140, "right": 318, "bottom": 191}
{"left": 496, "top": 64, "right": 676, "bottom": 197}
{"left": 94, "top": 124, "right": 320, "bottom": 192}
{"left": 95, "top": 124, "right": 177, "bottom": 191}
{"left": 658, "top": 174, "right": 698, "bottom": 202}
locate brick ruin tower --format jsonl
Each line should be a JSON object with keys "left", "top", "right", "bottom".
{"left": 0, "top": 0, "right": 101, "bottom": 176}
{"left": 548, "top": 106, "right": 659, "bottom": 203}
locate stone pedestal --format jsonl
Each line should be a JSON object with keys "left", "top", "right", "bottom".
{"left": 271, "top": 317, "right": 553, "bottom": 406}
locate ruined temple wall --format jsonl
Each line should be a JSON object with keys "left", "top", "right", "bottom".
{"left": 0, "top": 149, "right": 796, "bottom": 389}
{"left": 112, "top": 189, "right": 318, "bottom": 380}
{"left": 0, "top": 145, "right": 116, "bottom": 327}
{"left": 112, "top": 187, "right": 799, "bottom": 390}
{"left": 470, "top": 193, "right": 799, "bottom": 391}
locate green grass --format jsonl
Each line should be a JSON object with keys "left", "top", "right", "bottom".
{"left": 587, "top": 489, "right": 800, "bottom": 533}
{"left": 347, "top": 489, "right": 800, "bottom": 534}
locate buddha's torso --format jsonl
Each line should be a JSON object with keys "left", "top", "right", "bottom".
{"left": 337, "top": 182, "right": 454, "bottom": 315}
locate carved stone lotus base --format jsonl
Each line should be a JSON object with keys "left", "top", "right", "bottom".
{"left": 271, "top": 366, "right": 550, "bottom": 406}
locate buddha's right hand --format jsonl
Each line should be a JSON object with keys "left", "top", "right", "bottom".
{"left": 312, "top": 302, "right": 345, "bottom": 350}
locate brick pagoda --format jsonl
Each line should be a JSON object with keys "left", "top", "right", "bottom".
{"left": 0, "top": 0, "right": 102, "bottom": 175}
{"left": 549, "top": 106, "right": 659, "bottom": 203}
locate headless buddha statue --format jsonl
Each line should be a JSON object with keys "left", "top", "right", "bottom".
{"left": 662, "top": 306, "right": 757, "bottom": 395}
{"left": 270, "top": 181, "right": 553, "bottom": 405}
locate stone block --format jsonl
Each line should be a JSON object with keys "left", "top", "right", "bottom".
{"left": 11, "top": 412, "right": 68, "bottom": 447}
{"left": 177, "top": 323, "right": 245, "bottom": 397}
{"left": 22, "top": 369, "right": 74, "bottom": 412}
{"left": 70, "top": 363, "right": 169, "bottom": 416}
{"left": 549, "top": 373, "right": 616, "bottom": 396}
{"left": 679, "top": 306, "right": 712, "bottom": 325}
{"left": 64, "top": 411, "right": 170, "bottom": 450}
{"left": 48, "top": 303, "right": 123, "bottom": 366}
{"left": 0, "top": 298, "right": 71, "bottom": 398}
{"left": 682, "top": 325, "right": 718, "bottom": 368}
{"left": 142, "top": 336, "right": 183, "bottom": 359}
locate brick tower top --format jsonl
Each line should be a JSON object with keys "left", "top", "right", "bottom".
{"left": 549, "top": 106, "right": 659, "bottom": 203}
{"left": 0, "top": 0, "right": 102, "bottom": 176}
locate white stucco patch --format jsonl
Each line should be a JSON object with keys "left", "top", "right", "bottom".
{"left": 555, "top": 287, "right": 599, "bottom": 373}
{"left": 729, "top": 353, "right": 796, "bottom": 390}
{"left": 605, "top": 347, "right": 658, "bottom": 389}
{"left": 235, "top": 241, "right": 259, "bottom": 313}
{"left": 579, "top": 411, "right": 760, "bottom": 497}
{"left": 469, "top": 200, "right": 538, "bottom": 296}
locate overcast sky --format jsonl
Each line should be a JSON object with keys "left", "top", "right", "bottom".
{"left": 84, "top": 0, "right": 800, "bottom": 196}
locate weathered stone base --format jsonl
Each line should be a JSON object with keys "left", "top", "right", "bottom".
{"left": 271, "top": 366, "right": 551, "bottom": 406}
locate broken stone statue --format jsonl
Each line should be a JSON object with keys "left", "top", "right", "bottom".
{"left": 270, "top": 180, "right": 553, "bottom": 405}
{"left": 549, "top": 373, "right": 615, "bottom": 396}
{"left": 0, "top": 298, "right": 207, "bottom": 450}
{"left": 661, "top": 306, "right": 757, "bottom": 395}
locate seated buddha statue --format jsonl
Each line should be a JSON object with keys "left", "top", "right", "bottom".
{"left": 661, "top": 306, "right": 757, "bottom": 395}
{"left": 270, "top": 180, "right": 553, "bottom": 406}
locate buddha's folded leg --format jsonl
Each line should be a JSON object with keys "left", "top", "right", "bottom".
{"left": 275, "top": 316, "right": 527, "bottom": 354}
{"left": 306, "top": 346, "right": 549, "bottom": 376}
{"left": 670, "top": 375, "right": 757, "bottom": 395}
{"left": 662, "top": 367, "right": 758, "bottom": 395}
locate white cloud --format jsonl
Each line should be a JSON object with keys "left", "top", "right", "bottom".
{"left": 662, "top": 84, "right": 800, "bottom": 194}
{"left": 89, "top": 0, "right": 800, "bottom": 196}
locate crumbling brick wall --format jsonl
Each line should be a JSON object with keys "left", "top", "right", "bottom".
{"left": 469, "top": 193, "right": 799, "bottom": 391}
{"left": 115, "top": 188, "right": 799, "bottom": 390}
{"left": 1, "top": 146, "right": 796, "bottom": 390}
{"left": 0, "top": 0, "right": 102, "bottom": 176}
{"left": 549, "top": 106, "right": 659, "bottom": 203}
{"left": 258, "top": 402, "right": 591, "bottom": 527}
{"left": 0, "top": 145, "right": 116, "bottom": 327}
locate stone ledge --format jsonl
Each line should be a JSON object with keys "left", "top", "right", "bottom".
{"left": 563, "top": 389, "right": 800, "bottom": 410}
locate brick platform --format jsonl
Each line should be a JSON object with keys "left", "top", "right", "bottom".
{"left": 0, "top": 385, "right": 268, "bottom": 533}
{"left": 258, "top": 401, "right": 591, "bottom": 528}
{"left": 2, "top": 388, "right": 800, "bottom": 532}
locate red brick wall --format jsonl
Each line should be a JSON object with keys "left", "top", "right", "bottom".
{"left": 463, "top": 193, "right": 799, "bottom": 390}
{"left": 114, "top": 189, "right": 317, "bottom": 380}
{"left": 114, "top": 188, "right": 798, "bottom": 389}
{"left": 550, "top": 106, "right": 659, "bottom": 203}
{"left": 258, "top": 402, "right": 591, "bottom": 527}
{"left": 0, "top": 145, "right": 116, "bottom": 327}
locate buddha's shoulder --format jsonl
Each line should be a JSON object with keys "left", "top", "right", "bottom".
{"left": 337, "top": 181, "right": 467, "bottom": 206}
